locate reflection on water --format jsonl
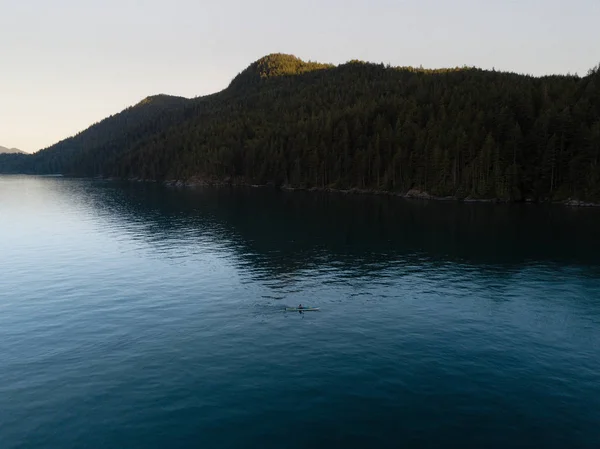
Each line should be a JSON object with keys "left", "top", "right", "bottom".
{"left": 47, "top": 178, "right": 600, "bottom": 268}
{"left": 1, "top": 176, "right": 600, "bottom": 449}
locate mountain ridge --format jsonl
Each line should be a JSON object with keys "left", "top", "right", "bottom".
{"left": 229, "top": 53, "right": 335, "bottom": 88}
{"left": 0, "top": 146, "right": 25, "bottom": 154}
{"left": 1, "top": 54, "right": 599, "bottom": 202}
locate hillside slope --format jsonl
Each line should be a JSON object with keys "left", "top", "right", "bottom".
{"left": 2, "top": 54, "right": 599, "bottom": 202}
{"left": 34, "top": 94, "right": 192, "bottom": 175}
{"left": 0, "top": 146, "right": 25, "bottom": 154}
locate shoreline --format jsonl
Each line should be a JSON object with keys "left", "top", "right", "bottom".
{"left": 3, "top": 172, "right": 598, "bottom": 207}
{"left": 152, "top": 177, "right": 600, "bottom": 208}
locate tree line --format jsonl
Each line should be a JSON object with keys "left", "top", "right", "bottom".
{"left": 2, "top": 53, "right": 599, "bottom": 201}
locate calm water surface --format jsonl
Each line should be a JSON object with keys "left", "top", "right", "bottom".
{"left": 1, "top": 175, "right": 599, "bottom": 448}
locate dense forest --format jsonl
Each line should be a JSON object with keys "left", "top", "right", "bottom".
{"left": 2, "top": 53, "right": 600, "bottom": 202}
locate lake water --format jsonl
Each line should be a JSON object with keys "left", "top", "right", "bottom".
{"left": 1, "top": 175, "right": 600, "bottom": 449}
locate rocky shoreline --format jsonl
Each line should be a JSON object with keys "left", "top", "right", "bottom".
{"left": 117, "top": 176, "right": 600, "bottom": 208}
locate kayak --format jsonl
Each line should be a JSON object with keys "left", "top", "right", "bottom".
{"left": 285, "top": 307, "right": 320, "bottom": 312}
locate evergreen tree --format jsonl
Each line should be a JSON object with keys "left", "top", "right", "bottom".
{"left": 2, "top": 53, "right": 600, "bottom": 202}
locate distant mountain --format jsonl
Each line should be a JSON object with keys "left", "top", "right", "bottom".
{"left": 0, "top": 146, "right": 24, "bottom": 154}
{"left": 1, "top": 54, "right": 599, "bottom": 202}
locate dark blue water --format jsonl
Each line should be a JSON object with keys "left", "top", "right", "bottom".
{"left": 1, "top": 175, "right": 600, "bottom": 449}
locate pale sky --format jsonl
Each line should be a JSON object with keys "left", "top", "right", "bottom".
{"left": 1, "top": 0, "right": 598, "bottom": 153}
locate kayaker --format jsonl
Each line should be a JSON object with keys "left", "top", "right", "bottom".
{"left": 298, "top": 304, "right": 303, "bottom": 309}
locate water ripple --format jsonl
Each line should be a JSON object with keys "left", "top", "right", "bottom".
{"left": 1, "top": 176, "right": 600, "bottom": 449}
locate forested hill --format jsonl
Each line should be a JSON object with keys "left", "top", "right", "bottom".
{"left": 0, "top": 94, "right": 191, "bottom": 175}
{"left": 2, "top": 53, "right": 600, "bottom": 202}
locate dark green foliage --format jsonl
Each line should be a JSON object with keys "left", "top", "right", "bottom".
{"left": 0, "top": 153, "right": 30, "bottom": 173}
{"left": 12, "top": 94, "right": 191, "bottom": 176}
{"left": 2, "top": 54, "right": 600, "bottom": 202}
{"left": 229, "top": 53, "right": 333, "bottom": 90}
